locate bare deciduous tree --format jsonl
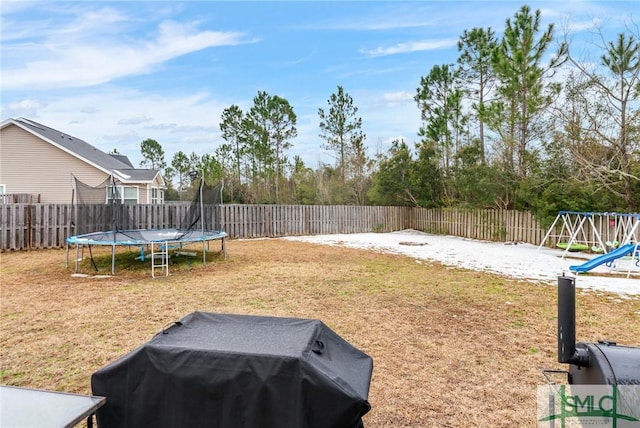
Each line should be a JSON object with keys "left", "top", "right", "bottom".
{"left": 564, "top": 30, "right": 640, "bottom": 210}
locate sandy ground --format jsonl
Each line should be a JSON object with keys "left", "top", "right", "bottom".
{"left": 285, "top": 230, "right": 640, "bottom": 296}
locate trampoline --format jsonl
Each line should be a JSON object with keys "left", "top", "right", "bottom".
{"left": 66, "top": 173, "right": 227, "bottom": 277}
{"left": 67, "top": 229, "right": 227, "bottom": 277}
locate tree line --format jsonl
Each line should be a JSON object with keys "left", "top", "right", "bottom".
{"left": 138, "top": 5, "right": 639, "bottom": 226}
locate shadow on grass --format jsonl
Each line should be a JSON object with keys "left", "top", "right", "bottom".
{"left": 71, "top": 245, "right": 225, "bottom": 276}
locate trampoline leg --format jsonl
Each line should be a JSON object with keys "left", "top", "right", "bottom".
{"left": 222, "top": 237, "right": 226, "bottom": 260}
{"left": 151, "top": 244, "right": 156, "bottom": 278}
{"left": 111, "top": 245, "right": 115, "bottom": 276}
{"left": 74, "top": 245, "right": 80, "bottom": 273}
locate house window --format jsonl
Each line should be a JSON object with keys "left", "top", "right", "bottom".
{"left": 122, "top": 187, "right": 138, "bottom": 204}
{"left": 0, "top": 184, "right": 5, "bottom": 194}
{"left": 151, "top": 188, "right": 163, "bottom": 204}
{"left": 107, "top": 186, "right": 139, "bottom": 204}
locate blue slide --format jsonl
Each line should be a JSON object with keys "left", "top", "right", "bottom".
{"left": 569, "top": 243, "right": 637, "bottom": 273}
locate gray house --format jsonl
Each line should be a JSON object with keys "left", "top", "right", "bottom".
{"left": 0, "top": 117, "right": 165, "bottom": 204}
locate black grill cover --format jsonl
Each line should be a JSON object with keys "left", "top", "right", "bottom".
{"left": 91, "top": 312, "right": 373, "bottom": 428}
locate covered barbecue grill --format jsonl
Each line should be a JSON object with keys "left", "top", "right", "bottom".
{"left": 91, "top": 312, "right": 373, "bottom": 428}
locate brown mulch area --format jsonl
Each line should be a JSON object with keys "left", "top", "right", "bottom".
{"left": 1, "top": 238, "right": 638, "bottom": 427}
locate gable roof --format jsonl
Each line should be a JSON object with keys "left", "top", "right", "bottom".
{"left": 1, "top": 117, "right": 163, "bottom": 185}
{"left": 110, "top": 154, "right": 134, "bottom": 168}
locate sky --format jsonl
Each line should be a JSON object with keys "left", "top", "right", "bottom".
{"left": 1, "top": 1, "right": 638, "bottom": 170}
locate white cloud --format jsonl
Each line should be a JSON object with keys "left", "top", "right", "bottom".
{"left": 118, "top": 116, "right": 153, "bottom": 126}
{"left": 363, "top": 38, "right": 458, "bottom": 57}
{"left": 145, "top": 123, "right": 179, "bottom": 131}
{"left": 1, "top": 16, "right": 253, "bottom": 90}
{"left": 80, "top": 106, "right": 99, "bottom": 114}
{"left": 335, "top": 66, "right": 408, "bottom": 80}
{"left": 102, "top": 130, "right": 141, "bottom": 142}
{"left": 565, "top": 18, "right": 602, "bottom": 33}
{"left": 167, "top": 124, "right": 218, "bottom": 134}
{"left": 6, "top": 98, "right": 46, "bottom": 114}
{"left": 381, "top": 91, "right": 414, "bottom": 106}
{"left": 53, "top": 6, "right": 128, "bottom": 38}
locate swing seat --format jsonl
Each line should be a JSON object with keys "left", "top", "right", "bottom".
{"left": 556, "top": 242, "right": 590, "bottom": 252}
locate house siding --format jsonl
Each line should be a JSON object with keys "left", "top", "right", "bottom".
{"left": 139, "top": 187, "right": 147, "bottom": 204}
{"left": 1, "top": 124, "right": 110, "bottom": 203}
{"left": 148, "top": 175, "right": 166, "bottom": 204}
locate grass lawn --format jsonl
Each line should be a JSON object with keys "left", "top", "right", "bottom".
{"left": 1, "top": 238, "right": 639, "bottom": 427}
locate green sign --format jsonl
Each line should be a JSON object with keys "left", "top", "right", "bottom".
{"left": 538, "top": 385, "right": 640, "bottom": 427}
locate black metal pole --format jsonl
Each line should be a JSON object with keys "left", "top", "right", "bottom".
{"left": 558, "top": 276, "right": 576, "bottom": 363}
{"left": 557, "top": 276, "right": 589, "bottom": 366}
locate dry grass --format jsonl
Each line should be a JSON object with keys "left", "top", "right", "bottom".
{"left": 1, "top": 238, "right": 639, "bottom": 427}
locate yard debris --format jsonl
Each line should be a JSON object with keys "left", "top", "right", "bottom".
{"left": 398, "top": 241, "right": 429, "bottom": 246}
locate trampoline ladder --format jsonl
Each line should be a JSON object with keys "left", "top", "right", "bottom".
{"left": 151, "top": 241, "right": 170, "bottom": 278}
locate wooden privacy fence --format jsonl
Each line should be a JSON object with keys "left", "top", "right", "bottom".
{"left": 413, "top": 208, "right": 546, "bottom": 244}
{"left": 0, "top": 193, "right": 40, "bottom": 203}
{"left": 0, "top": 204, "right": 547, "bottom": 251}
{"left": 221, "top": 205, "right": 408, "bottom": 238}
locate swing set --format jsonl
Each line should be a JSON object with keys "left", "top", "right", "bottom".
{"left": 538, "top": 211, "right": 640, "bottom": 259}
